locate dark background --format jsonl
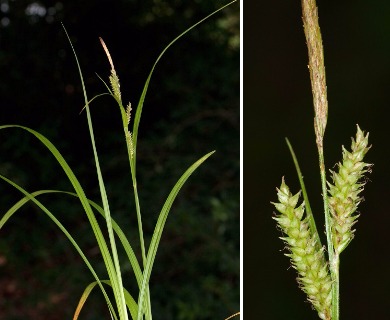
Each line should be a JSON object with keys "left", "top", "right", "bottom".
{"left": 0, "top": 1, "right": 239, "bottom": 319}
{"left": 245, "top": 0, "right": 389, "bottom": 319}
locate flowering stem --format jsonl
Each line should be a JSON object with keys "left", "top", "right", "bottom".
{"left": 301, "top": 0, "right": 339, "bottom": 318}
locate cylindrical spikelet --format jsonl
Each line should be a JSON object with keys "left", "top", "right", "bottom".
{"left": 109, "top": 72, "right": 122, "bottom": 103}
{"left": 272, "top": 178, "right": 332, "bottom": 320}
{"left": 328, "top": 125, "right": 371, "bottom": 254}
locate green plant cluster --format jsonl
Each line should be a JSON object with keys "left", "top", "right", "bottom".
{"left": 0, "top": 2, "right": 239, "bottom": 319}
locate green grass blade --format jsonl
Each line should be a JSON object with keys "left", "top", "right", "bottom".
{"left": 76, "top": 193, "right": 144, "bottom": 287}
{"left": 0, "top": 189, "right": 55, "bottom": 230}
{"left": 129, "top": 5, "right": 237, "bottom": 318}
{"left": 73, "top": 281, "right": 101, "bottom": 320}
{"left": 1, "top": 189, "right": 144, "bottom": 289}
{"left": 131, "top": 0, "right": 237, "bottom": 159}
{"left": 0, "top": 124, "right": 120, "bottom": 317}
{"left": 62, "top": 25, "right": 128, "bottom": 320}
{"left": 2, "top": 188, "right": 149, "bottom": 319}
{"left": 136, "top": 151, "right": 215, "bottom": 320}
{"left": 0, "top": 177, "right": 119, "bottom": 320}
{"left": 69, "top": 190, "right": 152, "bottom": 320}
{"left": 285, "top": 138, "right": 322, "bottom": 247}
{"left": 79, "top": 92, "right": 111, "bottom": 115}
{"left": 104, "top": 280, "right": 138, "bottom": 320}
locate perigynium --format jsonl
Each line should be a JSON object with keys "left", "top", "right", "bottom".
{"left": 273, "top": 179, "right": 332, "bottom": 320}
{"left": 328, "top": 125, "right": 371, "bottom": 255}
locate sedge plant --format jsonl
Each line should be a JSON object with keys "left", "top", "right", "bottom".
{"left": 0, "top": 1, "right": 239, "bottom": 319}
{"left": 272, "top": 1, "right": 372, "bottom": 319}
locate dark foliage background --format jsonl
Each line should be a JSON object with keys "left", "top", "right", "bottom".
{"left": 0, "top": 1, "right": 239, "bottom": 319}
{"left": 245, "top": 0, "right": 390, "bottom": 319}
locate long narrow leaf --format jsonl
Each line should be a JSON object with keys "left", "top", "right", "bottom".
{"left": 62, "top": 26, "right": 128, "bottom": 320}
{"left": 0, "top": 125, "right": 119, "bottom": 318}
{"left": 1, "top": 189, "right": 143, "bottom": 289}
{"left": 129, "top": 5, "right": 236, "bottom": 318}
{"left": 137, "top": 151, "right": 215, "bottom": 320}
{"left": 0, "top": 176, "right": 118, "bottom": 320}
{"left": 131, "top": 0, "right": 237, "bottom": 158}
{"left": 285, "top": 138, "right": 322, "bottom": 247}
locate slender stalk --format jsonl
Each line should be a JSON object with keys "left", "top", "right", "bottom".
{"left": 301, "top": 0, "right": 338, "bottom": 319}
{"left": 285, "top": 138, "right": 322, "bottom": 248}
{"left": 318, "top": 147, "right": 338, "bottom": 319}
